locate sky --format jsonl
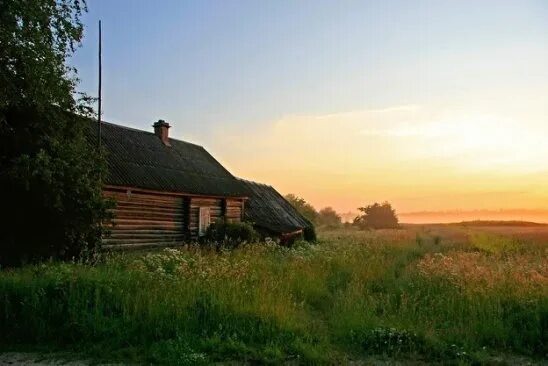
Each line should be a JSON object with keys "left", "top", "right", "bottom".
{"left": 71, "top": 0, "right": 548, "bottom": 219}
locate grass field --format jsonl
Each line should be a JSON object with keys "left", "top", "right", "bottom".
{"left": 0, "top": 225, "right": 546, "bottom": 364}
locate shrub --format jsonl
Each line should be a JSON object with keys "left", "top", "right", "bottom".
{"left": 353, "top": 202, "right": 399, "bottom": 229}
{"left": 203, "top": 221, "right": 259, "bottom": 247}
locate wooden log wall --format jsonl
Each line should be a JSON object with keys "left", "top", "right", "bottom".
{"left": 103, "top": 188, "right": 185, "bottom": 247}
{"left": 103, "top": 188, "right": 246, "bottom": 246}
{"left": 226, "top": 198, "right": 244, "bottom": 223}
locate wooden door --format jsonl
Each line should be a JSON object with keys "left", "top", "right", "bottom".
{"left": 199, "top": 207, "right": 211, "bottom": 237}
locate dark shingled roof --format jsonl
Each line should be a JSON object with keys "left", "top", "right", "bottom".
{"left": 238, "top": 178, "right": 312, "bottom": 234}
{"left": 89, "top": 121, "right": 248, "bottom": 197}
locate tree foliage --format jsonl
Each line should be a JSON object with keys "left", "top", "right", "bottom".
{"left": 0, "top": 0, "right": 112, "bottom": 265}
{"left": 318, "top": 207, "right": 342, "bottom": 228}
{"left": 0, "top": 0, "right": 88, "bottom": 112}
{"left": 284, "top": 194, "right": 318, "bottom": 225}
{"left": 353, "top": 202, "right": 399, "bottom": 229}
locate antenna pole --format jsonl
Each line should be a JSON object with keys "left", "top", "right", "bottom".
{"left": 98, "top": 20, "right": 102, "bottom": 147}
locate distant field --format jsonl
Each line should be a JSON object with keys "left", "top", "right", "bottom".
{"left": 399, "top": 210, "right": 548, "bottom": 225}
{"left": 407, "top": 221, "right": 548, "bottom": 243}
{"left": 1, "top": 226, "right": 546, "bottom": 364}
{"left": 455, "top": 220, "right": 548, "bottom": 227}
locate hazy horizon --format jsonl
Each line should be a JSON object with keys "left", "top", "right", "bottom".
{"left": 71, "top": 1, "right": 548, "bottom": 217}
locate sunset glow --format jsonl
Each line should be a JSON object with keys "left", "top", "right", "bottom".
{"left": 73, "top": 0, "right": 548, "bottom": 222}
{"left": 215, "top": 100, "right": 548, "bottom": 217}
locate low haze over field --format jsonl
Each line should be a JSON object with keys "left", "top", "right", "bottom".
{"left": 72, "top": 0, "right": 548, "bottom": 219}
{"left": 399, "top": 209, "right": 548, "bottom": 224}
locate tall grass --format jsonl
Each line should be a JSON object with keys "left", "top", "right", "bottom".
{"left": 0, "top": 227, "right": 546, "bottom": 364}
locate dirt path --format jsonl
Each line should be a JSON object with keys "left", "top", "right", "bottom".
{"left": 0, "top": 352, "right": 126, "bottom": 366}
{"left": 1, "top": 352, "right": 545, "bottom": 365}
{"left": 0, "top": 353, "right": 83, "bottom": 365}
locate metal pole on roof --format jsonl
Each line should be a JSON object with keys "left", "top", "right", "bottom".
{"left": 98, "top": 20, "right": 102, "bottom": 148}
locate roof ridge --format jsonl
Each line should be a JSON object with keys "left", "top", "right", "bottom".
{"left": 100, "top": 120, "right": 205, "bottom": 149}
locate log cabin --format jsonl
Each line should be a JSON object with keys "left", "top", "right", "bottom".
{"left": 94, "top": 119, "right": 312, "bottom": 247}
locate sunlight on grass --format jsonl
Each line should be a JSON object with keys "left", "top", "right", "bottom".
{"left": 468, "top": 232, "right": 520, "bottom": 254}
{"left": 0, "top": 226, "right": 546, "bottom": 364}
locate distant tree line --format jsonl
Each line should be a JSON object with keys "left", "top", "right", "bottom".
{"left": 284, "top": 194, "right": 342, "bottom": 228}
{"left": 285, "top": 195, "right": 399, "bottom": 230}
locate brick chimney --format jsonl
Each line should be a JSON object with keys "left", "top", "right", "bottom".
{"left": 153, "top": 119, "right": 171, "bottom": 146}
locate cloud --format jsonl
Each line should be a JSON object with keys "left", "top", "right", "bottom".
{"left": 209, "top": 103, "right": 548, "bottom": 212}
{"left": 216, "top": 103, "right": 547, "bottom": 173}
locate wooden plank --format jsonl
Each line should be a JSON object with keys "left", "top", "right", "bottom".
{"left": 190, "top": 197, "right": 222, "bottom": 206}
{"left": 115, "top": 211, "right": 181, "bottom": 219}
{"left": 111, "top": 201, "right": 182, "bottom": 210}
{"left": 110, "top": 226, "right": 183, "bottom": 232}
{"left": 104, "top": 185, "right": 248, "bottom": 200}
{"left": 104, "top": 189, "right": 181, "bottom": 199}
{"left": 111, "top": 203, "right": 181, "bottom": 212}
{"left": 112, "top": 218, "right": 183, "bottom": 224}
{"left": 112, "top": 211, "right": 183, "bottom": 220}
{"left": 104, "top": 192, "right": 183, "bottom": 204}
{"left": 226, "top": 199, "right": 243, "bottom": 207}
{"left": 104, "top": 237, "right": 184, "bottom": 244}
{"left": 108, "top": 234, "right": 184, "bottom": 240}
{"left": 103, "top": 241, "right": 187, "bottom": 249}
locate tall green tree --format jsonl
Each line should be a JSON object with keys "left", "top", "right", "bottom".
{"left": 0, "top": 0, "right": 111, "bottom": 265}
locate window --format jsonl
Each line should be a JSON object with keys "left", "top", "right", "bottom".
{"left": 198, "top": 207, "right": 211, "bottom": 236}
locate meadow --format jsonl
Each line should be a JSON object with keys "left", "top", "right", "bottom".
{"left": 0, "top": 225, "right": 546, "bottom": 364}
